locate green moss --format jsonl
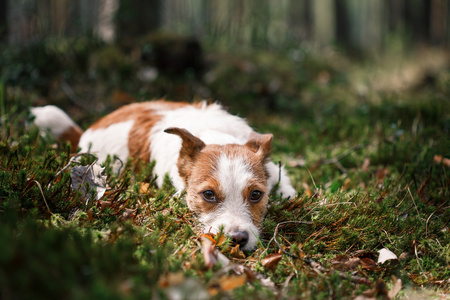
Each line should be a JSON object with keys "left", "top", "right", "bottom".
{"left": 1, "top": 44, "right": 449, "bottom": 298}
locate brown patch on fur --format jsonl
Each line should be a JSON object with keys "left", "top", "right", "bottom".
{"left": 242, "top": 182, "right": 269, "bottom": 227}
{"left": 183, "top": 143, "right": 271, "bottom": 227}
{"left": 245, "top": 132, "right": 273, "bottom": 164}
{"left": 165, "top": 127, "right": 206, "bottom": 179}
{"left": 88, "top": 100, "right": 202, "bottom": 162}
{"left": 59, "top": 125, "right": 83, "bottom": 152}
{"left": 90, "top": 100, "right": 193, "bottom": 130}
{"left": 128, "top": 113, "right": 161, "bottom": 162}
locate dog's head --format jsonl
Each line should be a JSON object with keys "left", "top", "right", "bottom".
{"left": 165, "top": 127, "right": 272, "bottom": 250}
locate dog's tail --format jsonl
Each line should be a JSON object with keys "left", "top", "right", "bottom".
{"left": 31, "top": 105, "right": 83, "bottom": 152}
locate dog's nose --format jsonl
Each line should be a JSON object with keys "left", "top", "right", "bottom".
{"left": 229, "top": 230, "right": 249, "bottom": 248}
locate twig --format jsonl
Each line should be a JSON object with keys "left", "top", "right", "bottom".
{"left": 381, "top": 229, "right": 393, "bottom": 245}
{"left": 305, "top": 166, "right": 318, "bottom": 190}
{"left": 425, "top": 211, "right": 436, "bottom": 237}
{"left": 407, "top": 187, "right": 424, "bottom": 223}
{"left": 425, "top": 206, "right": 449, "bottom": 237}
{"left": 272, "top": 221, "right": 314, "bottom": 260}
{"left": 33, "top": 180, "right": 53, "bottom": 215}
{"left": 413, "top": 243, "right": 425, "bottom": 275}
{"left": 114, "top": 156, "right": 124, "bottom": 175}
{"left": 278, "top": 161, "right": 282, "bottom": 184}
{"left": 317, "top": 202, "right": 357, "bottom": 208}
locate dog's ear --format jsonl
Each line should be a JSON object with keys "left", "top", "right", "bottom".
{"left": 165, "top": 127, "right": 206, "bottom": 180}
{"left": 245, "top": 132, "right": 273, "bottom": 162}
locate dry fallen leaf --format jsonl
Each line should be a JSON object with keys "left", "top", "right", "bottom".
{"left": 208, "top": 275, "right": 247, "bottom": 296}
{"left": 230, "top": 244, "right": 246, "bottom": 259}
{"left": 201, "top": 233, "right": 216, "bottom": 244}
{"left": 331, "top": 255, "right": 361, "bottom": 270}
{"left": 139, "top": 182, "right": 150, "bottom": 194}
{"left": 70, "top": 164, "right": 107, "bottom": 202}
{"left": 261, "top": 253, "right": 283, "bottom": 271}
{"left": 219, "top": 275, "right": 247, "bottom": 291}
{"left": 342, "top": 177, "right": 351, "bottom": 191}
{"left": 360, "top": 258, "right": 377, "bottom": 270}
{"left": 376, "top": 168, "right": 389, "bottom": 185}
{"left": 377, "top": 248, "right": 398, "bottom": 264}
{"left": 201, "top": 232, "right": 226, "bottom": 246}
{"left": 433, "top": 155, "right": 450, "bottom": 168}
{"left": 302, "top": 182, "right": 313, "bottom": 197}
{"left": 121, "top": 208, "right": 136, "bottom": 221}
{"left": 97, "top": 200, "right": 112, "bottom": 211}
{"left": 417, "top": 173, "right": 431, "bottom": 202}
{"left": 158, "top": 272, "right": 185, "bottom": 288}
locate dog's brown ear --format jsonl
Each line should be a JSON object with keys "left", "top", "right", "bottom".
{"left": 245, "top": 132, "right": 273, "bottom": 162}
{"left": 165, "top": 127, "right": 206, "bottom": 180}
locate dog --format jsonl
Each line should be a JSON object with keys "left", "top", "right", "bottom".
{"left": 31, "top": 100, "right": 296, "bottom": 250}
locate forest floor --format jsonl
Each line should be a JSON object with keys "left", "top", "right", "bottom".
{"left": 0, "top": 38, "right": 449, "bottom": 299}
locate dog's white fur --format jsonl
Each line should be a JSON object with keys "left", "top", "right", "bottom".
{"left": 32, "top": 101, "right": 296, "bottom": 250}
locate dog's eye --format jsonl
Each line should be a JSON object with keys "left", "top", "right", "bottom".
{"left": 201, "top": 190, "right": 217, "bottom": 203}
{"left": 250, "top": 190, "right": 263, "bottom": 202}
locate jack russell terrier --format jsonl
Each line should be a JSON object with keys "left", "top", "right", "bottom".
{"left": 32, "top": 100, "right": 296, "bottom": 250}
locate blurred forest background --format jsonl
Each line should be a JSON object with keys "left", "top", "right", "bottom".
{"left": 1, "top": 0, "right": 449, "bottom": 118}
{"left": 2, "top": 0, "right": 450, "bottom": 50}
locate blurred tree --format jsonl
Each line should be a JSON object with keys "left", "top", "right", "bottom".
{"left": 7, "top": 0, "right": 37, "bottom": 45}
{"left": 312, "top": 0, "right": 335, "bottom": 46}
{"left": 430, "top": 0, "right": 448, "bottom": 45}
{"left": 1, "top": 0, "right": 449, "bottom": 52}
{"left": 0, "top": 0, "right": 7, "bottom": 41}
{"left": 116, "top": 0, "right": 160, "bottom": 42}
{"left": 288, "top": 0, "right": 312, "bottom": 41}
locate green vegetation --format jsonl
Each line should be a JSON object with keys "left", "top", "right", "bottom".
{"left": 0, "top": 38, "right": 449, "bottom": 299}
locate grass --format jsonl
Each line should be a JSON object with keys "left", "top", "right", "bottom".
{"left": 0, "top": 39, "right": 449, "bottom": 299}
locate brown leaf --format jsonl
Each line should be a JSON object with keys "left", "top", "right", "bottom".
{"left": 209, "top": 275, "right": 247, "bottom": 296}
{"left": 417, "top": 173, "right": 431, "bottom": 202}
{"left": 230, "top": 244, "right": 246, "bottom": 259}
{"left": 331, "top": 255, "right": 361, "bottom": 270}
{"left": 87, "top": 208, "right": 94, "bottom": 222}
{"left": 331, "top": 254, "right": 348, "bottom": 263}
{"left": 433, "top": 155, "right": 450, "bottom": 168}
{"left": 360, "top": 258, "right": 377, "bottom": 270}
{"left": 97, "top": 200, "right": 112, "bottom": 211}
{"left": 342, "top": 178, "right": 351, "bottom": 191}
{"left": 376, "top": 168, "right": 389, "bottom": 185}
{"left": 302, "top": 182, "right": 313, "bottom": 197}
{"left": 215, "top": 233, "right": 226, "bottom": 246}
{"left": 221, "top": 275, "right": 247, "bottom": 291}
{"left": 261, "top": 253, "right": 283, "bottom": 271}
{"left": 121, "top": 208, "right": 136, "bottom": 221}
{"left": 139, "top": 183, "right": 150, "bottom": 194}
{"left": 201, "top": 233, "right": 216, "bottom": 244}
{"left": 158, "top": 272, "right": 185, "bottom": 288}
